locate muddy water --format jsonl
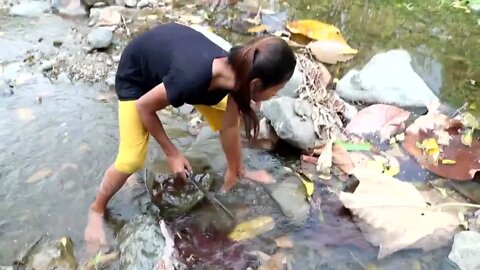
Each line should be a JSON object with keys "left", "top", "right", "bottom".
{"left": 0, "top": 0, "right": 479, "bottom": 269}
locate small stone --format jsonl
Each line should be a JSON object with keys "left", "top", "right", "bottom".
{"left": 86, "top": 27, "right": 113, "bottom": 49}
{"left": 53, "top": 40, "right": 63, "bottom": 47}
{"left": 112, "top": 54, "right": 122, "bottom": 62}
{"left": 56, "top": 72, "right": 71, "bottom": 84}
{"left": 9, "top": 1, "right": 50, "bottom": 17}
{"left": 106, "top": 59, "right": 113, "bottom": 66}
{"left": 93, "top": 1, "right": 107, "bottom": 7}
{"left": 448, "top": 231, "right": 480, "bottom": 270}
{"left": 40, "top": 60, "right": 55, "bottom": 71}
{"left": 137, "top": 0, "right": 149, "bottom": 8}
{"left": 124, "top": 0, "right": 138, "bottom": 7}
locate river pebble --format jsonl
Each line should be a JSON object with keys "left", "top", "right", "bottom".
{"left": 137, "top": 0, "right": 149, "bottom": 8}
{"left": 87, "top": 27, "right": 113, "bottom": 49}
{"left": 9, "top": 1, "right": 50, "bottom": 17}
{"left": 41, "top": 60, "right": 56, "bottom": 71}
{"left": 448, "top": 231, "right": 480, "bottom": 270}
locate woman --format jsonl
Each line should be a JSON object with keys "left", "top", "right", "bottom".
{"left": 85, "top": 22, "right": 296, "bottom": 246}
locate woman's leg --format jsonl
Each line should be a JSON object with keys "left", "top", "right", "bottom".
{"left": 85, "top": 100, "right": 149, "bottom": 248}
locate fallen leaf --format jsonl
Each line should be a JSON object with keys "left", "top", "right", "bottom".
{"left": 332, "top": 143, "right": 355, "bottom": 174}
{"left": 295, "top": 171, "right": 314, "bottom": 197}
{"left": 461, "top": 128, "right": 473, "bottom": 147}
{"left": 406, "top": 101, "right": 461, "bottom": 135}
{"left": 228, "top": 216, "right": 275, "bottom": 241}
{"left": 345, "top": 104, "right": 411, "bottom": 142}
{"left": 470, "top": 103, "right": 477, "bottom": 110}
{"left": 27, "top": 168, "right": 53, "bottom": 183}
{"left": 15, "top": 108, "right": 35, "bottom": 122}
{"left": 274, "top": 235, "right": 294, "bottom": 248}
{"left": 417, "top": 138, "right": 441, "bottom": 163}
{"left": 334, "top": 140, "right": 372, "bottom": 151}
{"left": 247, "top": 24, "right": 269, "bottom": 33}
{"left": 286, "top": 20, "right": 347, "bottom": 43}
{"left": 339, "top": 168, "right": 460, "bottom": 259}
{"left": 307, "top": 40, "right": 358, "bottom": 65}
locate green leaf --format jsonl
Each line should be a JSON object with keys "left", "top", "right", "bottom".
{"left": 335, "top": 140, "right": 372, "bottom": 151}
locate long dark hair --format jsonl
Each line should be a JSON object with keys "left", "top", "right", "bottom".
{"left": 228, "top": 36, "right": 296, "bottom": 140}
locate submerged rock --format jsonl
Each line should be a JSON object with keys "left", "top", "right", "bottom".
{"left": 14, "top": 236, "right": 77, "bottom": 270}
{"left": 448, "top": 231, "right": 480, "bottom": 270}
{"left": 9, "top": 1, "right": 50, "bottom": 17}
{"left": 149, "top": 172, "right": 213, "bottom": 218}
{"left": 269, "top": 176, "right": 310, "bottom": 224}
{"left": 336, "top": 49, "right": 439, "bottom": 107}
{"left": 117, "top": 215, "right": 166, "bottom": 270}
{"left": 87, "top": 27, "right": 113, "bottom": 49}
{"left": 261, "top": 96, "right": 316, "bottom": 150}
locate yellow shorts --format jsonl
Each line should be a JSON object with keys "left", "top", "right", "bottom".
{"left": 113, "top": 96, "right": 228, "bottom": 174}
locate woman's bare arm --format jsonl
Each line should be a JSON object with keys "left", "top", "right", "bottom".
{"left": 220, "top": 95, "right": 243, "bottom": 176}
{"left": 135, "top": 83, "right": 178, "bottom": 156}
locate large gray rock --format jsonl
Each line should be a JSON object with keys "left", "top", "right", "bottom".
{"left": 261, "top": 97, "right": 316, "bottom": 150}
{"left": 448, "top": 231, "right": 480, "bottom": 270}
{"left": 87, "top": 27, "right": 113, "bottom": 49}
{"left": 9, "top": 1, "right": 50, "bottom": 17}
{"left": 118, "top": 215, "right": 181, "bottom": 270}
{"left": 277, "top": 66, "right": 302, "bottom": 98}
{"left": 336, "top": 49, "right": 439, "bottom": 107}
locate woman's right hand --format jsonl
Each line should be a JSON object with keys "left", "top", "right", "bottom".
{"left": 166, "top": 150, "right": 192, "bottom": 182}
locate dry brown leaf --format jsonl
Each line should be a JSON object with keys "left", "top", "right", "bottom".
{"left": 274, "top": 235, "right": 294, "bottom": 248}
{"left": 27, "top": 168, "right": 53, "bottom": 183}
{"left": 346, "top": 104, "right": 411, "bottom": 142}
{"left": 286, "top": 20, "right": 347, "bottom": 43}
{"left": 339, "top": 168, "right": 460, "bottom": 258}
{"left": 307, "top": 40, "right": 358, "bottom": 65}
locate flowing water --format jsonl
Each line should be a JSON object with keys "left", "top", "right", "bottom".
{"left": 0, "top": 0, "right": 479, "bottom": 268}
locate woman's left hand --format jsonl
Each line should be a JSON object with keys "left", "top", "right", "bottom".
{"left": 244, "top": 170, "right": 276, "bottom": 184}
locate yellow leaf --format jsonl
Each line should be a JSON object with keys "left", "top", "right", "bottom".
{"left": 461, "top": 128, "right": 473, "bottom": 147}
{"left": 27, "top": 168, "right": 53, "bottom": 183}
{"left": 469, "top": 103, "right": 477, "bottom": 110}
{"left": 418, "top": 138, "right": 441, "bottom": 159}
{"left": 441, "top": 159, "right": 457, "bottom": 165}
{"left": 286, "top": 20, "right": 348, "bottom": 44}
{"left": 228, "top": 216, "right": 275, "bottom": 241}
{"left": 461, "top": 112, "right": 479, "bottom": 129}
{"left": 247, "top": 24, "right": 269, "bottom": 33}
{"left": 300, "top": 176, "right": 314, "bottom": 197}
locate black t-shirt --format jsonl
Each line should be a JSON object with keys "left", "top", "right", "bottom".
{"left": 115, "top": 23, "right": 230, "bottom": 107}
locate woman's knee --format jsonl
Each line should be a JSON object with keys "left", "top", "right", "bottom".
{"left": 114, "top": 156, "right": 145, "bottom": 174}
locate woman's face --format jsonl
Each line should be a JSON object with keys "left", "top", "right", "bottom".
{"left": 251, "top": 81, "right": 287, "bottom": 102}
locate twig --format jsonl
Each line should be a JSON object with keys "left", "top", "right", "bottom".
{"left": 350, "top": 252, "right": 366, "bottom": 269}
{"left": 450, "top": 102, "right": 468, "bottom": 118}
{"left": 83, "top": 251, "right": 120, "bottom": 270}
{"left": 120, "top": 14, "right": 131, "bottom": 37}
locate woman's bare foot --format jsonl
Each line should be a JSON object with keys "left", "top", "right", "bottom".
{"left": 220, "top": 178, "right": 238, "bottom": 193}
{"left": 84, "top": 206, "right": 107, "bottom": 254}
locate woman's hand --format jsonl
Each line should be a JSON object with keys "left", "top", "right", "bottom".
{"left": 244, "top": 170, "right": 276, "bottom": 184}
{"left": 166, "top": 150, "right": 192, "bottom": 182}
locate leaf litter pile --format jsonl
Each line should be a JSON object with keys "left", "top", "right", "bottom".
{"left": 162, "top": 5, "right": 480, "bottom": 270}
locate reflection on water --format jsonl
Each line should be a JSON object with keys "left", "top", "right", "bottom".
{"left": 0, "top": 0, "right": 479, "bottom": 268}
